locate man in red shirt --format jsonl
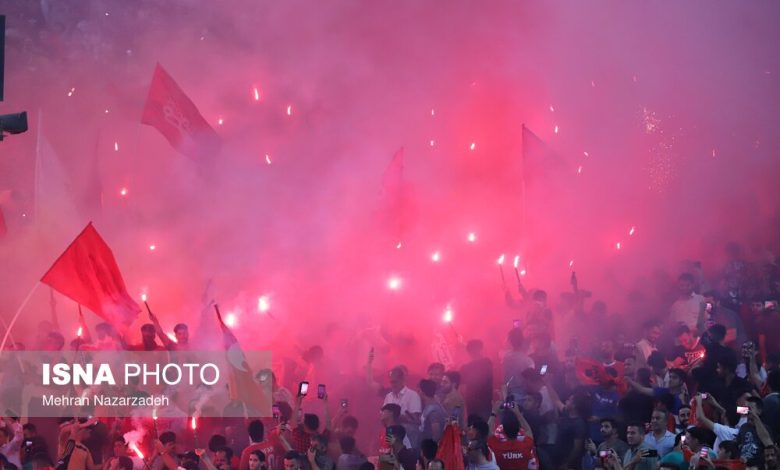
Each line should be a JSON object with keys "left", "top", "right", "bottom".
{"left": 240, "top": 421, "right": 275, "bottom": 470}
{"left": 487, "top": 409, "right": 537, "bottom": 470}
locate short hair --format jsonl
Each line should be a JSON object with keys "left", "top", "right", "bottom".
{"left": 420, "top": 439, "right": 438, "bottom": 460}
{"left": 381, "top": 404, "right": 402, "bottom": 420}
{"left": 678, "top": 273, "right": 694, "bottom": 283}
{"left": 116, "top": 456, "right": 134, "bottom": 470}
{"left": 746, "top": 396, "right": 763, "bottom": 413}
{"left": 717, "top": 350, "right": 739, "bottom": 373}
{"left": 444, "top": 371, "right": 461, "bottom": 388}
{"left": 311, "top": 434, "right": 328, "bottom": 448}
{"left": 501, "top": 410, "right": 520, "bottom": 439}
{"left": 141, "top": 323, "right": 155, "bottom": 333}
{"left": 22, "top": 423, "right": 36, "bottom": 434}
{"left": 284, "top": 451, "right": 301, "bottom": 462}
{"left": 427, "top": 363, "right": 445, "bottom": 374}
{"left": 174, "top": 323, "right": 188, "bottom": 332}
{"left": 532, "top": 290, "right": 547, "bottom": 302}
{"left": 626, "top": 422, "right": 645, "bottom": 434}
{"left": 342, "top": 416, "right": 359, "bottom": 430}
{"left": 248, "top": 420, "right": 264, "bottom": 442}
{"left": 600, "top": 417, "right": 618, "bottom": 429}
{"left": 389, "top": 366, "right": 406, "bottom": 381}
{"left": 675, "top": 324, "right": 691, "bottom": 337}
{"left": 508, "top": 328, "right": 524, "bottom": 349}
{"left": 216, "top": 446, "right": 234, "bottom": 461}
{"left": 387, "top": 424, "right": 406, "bottom": 441}
{"left": 303, "top": 413, "right": 320, "bottom": 431}
{"left": 159, "top": 431, "right": 176, "bottom": 445}
{"left": 250, "top": 450, "right": 266, "bottom": 462}
{"left": 678, "top": 404, "right": 692, "bottom": 412}
{"left": 669, "top": 368, "right": 687, "bottom": 382}
{"left": 468, "top": 419, "right": 489, "bottom": 440}
{"left": 339, "top": 436, "right": 356, "bottom": 454}
{"left": 419, "top": 379, "right": 438, "bottom": 398}
{"left": 687, "top": 427, "right": 712, "bottom": 447}
{"left": 466, "top": 340, "right": 483, "bottom": 354}
{"left": 652, "top": 408, "right": 669, "bottom": 419}
{"left": 647, "top": 351, "right": 667, "bottom": 370}
{"left": 718, "top": 441, "right": 739, "bottom": 459}
{"left": 208, "top": 434, "right": 227, "bottom": 452}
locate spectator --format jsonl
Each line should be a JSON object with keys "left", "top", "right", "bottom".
{"left": 763, "top": 370, "right": 780, "bottom": 437}
{"left": 426, "top": 363, "right": 445, "bottom": 386}
{"left": 503, "top": 328, "right": 535, "bottom": 399}
{"left": 240, "top": 421, "right": 274, "bottom": 470}
{"left": 694, "top": 394, "right": 769, "bottom": 465}
{"left": 282, "top": 451, "right": 302, "bottom": 470}
{"left": 647, "top": 352, "right": 670, "bottom": 388}
{"left": 336, "top": 436, "right": 365, "bottom": 470}
{"left": 625, "top": 368, "right": 688, "bottom": 414}
{"left": 418, "top": 380, "right": 445, "bottom": 443}
{"left": 683, "top": 427, "right": 717, "bottom": 468}
{"left": 700, "top": 291, "right": 747, "bottom": 350}
{"left": 418, "top": 439, "right": 437, "bottom": 469}
{"left": 378, "top": 426, "right": 417, "bottom": 470}
{"left": 675, "top": 405, "right": 692, "bottom": 433}
{"left": 656, "top": 433, "right": 686, "bottom": 470}
{"left": 643, "top": 409, "right": 676, "bottom": 457}
{"left": 716, "top": 440, "right": 740, "bottom": 460}
{"left": 622, "top": 423, "right": 657, "bottom": 470}
{"left": 582, "top": 418, "right": 629, "bottom": 469}
{"left": 460, "top": 340, "right": 493, "bottom": 420}
{"left": 214, "top": 447, "right": 235, "bottom": 470}
{"left": 553, "top": 392, "right": 590, "bottom": 470}
{"left": 383, "top": 367, "right": 422, "bottom": 447}
{"left": 670, "top": 273, "right": 705, "bottom": 335}
{"left": 465, "top": 439, "right": 498, "bottom": 470}
{"left": 486, "top": 410, "right": 537, "bottom": 470}
{"left": 247, "top": 451, "right": 266, "bottom": 470}
{"left": 305, "top": 434, "right": 333, "bottom": 470}
{"left": 378, "top": 404, "right": 411, "bottom": 455}
{"left": 439, "top": 372, "right": 465, "bottom": 428}
{"left": 635, "top": 320, "right": 662, "bottom": 368}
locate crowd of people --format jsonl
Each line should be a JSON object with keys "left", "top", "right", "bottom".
{"left": 1, "top": 246, "right": 780, "bottom": 470}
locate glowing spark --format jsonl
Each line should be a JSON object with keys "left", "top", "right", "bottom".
{"left": 443, "top": 306, "right": 453, "bottom": 323}
{"left": 265, "top": 154, "right": 272, "bottom": 165}
{"left": 699, "top": 351, "right": 705, "bottom": 358}
{"left": 119, "top": 187, "right": 128, "bottom": 197}
{"left": 431, "top": 252, "right": 441, "bottom": 263}
{"left": 616, "top": 242, "right": 622, "bottom": 250}
{"left": 711, "top": 148, "right": 717, "bottom": 158}
{"left": 104, "top": 109, "right": 109, "bottom": 114}
{"left": 554, "top": 125, "right": 559, "bottom": 134}
{"left": 520, "top": 269, "right": 527, "bottom": 276}
{"left": 591, "top": 80, "right": 596, "bottom": 88}
{"left": 387, "top": 277, "right": 402, "bottom": 291}
{"left": 513, "top": 255, "right": 520, "bottom": 268}
{"left": 257, "top": 295, "right": 270, "bottom": 313}
{"left": 166, "top": 333, "right": 178, "bottom": 343}
{"left": 569, "top": 259, "right": 574, "bottom": 268}
{"left": 497, "top": 254, "right": 505, "bottom": 265}
{"left": 149, "top": 244, "right": 156, "bottom": 251}
{"left": 467, "top": 232, "right": 476, "bottom": 243}
{"left": 577, "top": 165, "right": 583, "bottom": 175}
{"left": 583, "top": 151, "right": 589, "bottom": 157}
{"left": 130, "top": 444, "right": 144, "bottom": 460}
{"left": 22, "top": 213, "right": 26, "bottom": 218}
{"left": 431, "top": 109, "right": 435, "bottom": 116}
{"left": 67, "top": 87, "right": 75, "bottom": 97}
{"left": 225, "top": 313, "right": 237, "bottom": 327}
{"left": 396, "top": 242, "right": 402, "bottom": 249}
{"left": 253, "top": 87, "right": 261, "bottom": 101}
{"left": 286, "top": 105, "right": 292, "bottom": 116}
{"left": 549, "top": 105, "right": 555, "bottom": 112}
{"left": 77, "top": 327, "right": 83, "bottom": 337}
{"left": 114, "top": 142, "right": 119, "bottom": 152}
{"left": 469, "top": 142, "right": 476, "bottom": 151}
{"left": 141, "top": 293, "right": 147, "bottom": 302}
{"left": 152, "top": 409, "right": 158, "bottom": 421}
{"left": 105, "top": 12, "right": 109, "bottom": 16}
{"left": 629, "top": 226, "right": 635, "bottom": 236}
{"left": 429, "top": 139, "right": 435, "bottom": 147}
{"left": 191, "top": 417, "right": 197, "bottom": 430}
{"left": 217, "top": 117, "right": 224, "bottom": 126}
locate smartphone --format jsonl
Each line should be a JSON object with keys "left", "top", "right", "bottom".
{"left": 340, "top": 399, "right": 348, "bottom": 409}
{"left": 272, "top": 405, "right": 281, "bottom": 422}
{"left": 737, "top": 406, "right": 749, "bottom": 415}
{"left": 540, "top": 364, "right": 548, "bottom": 376}
{"left": 645, "top": 449, "right": 658, "bottom": 458}
{"left": 513, "top": 319, "right": 521, "bottom": 328}
{"left": 298, "top": 381, "right": 309, "bottom": 396}
{"left": 699, "top": 447, "right": 711, "bottom": 458}
{"left": 599, "top": 450, "right": 609, "bottom": 458}
{"left": 317, "top": 384, "right": 326, "bottom": 399}
{"left": 705, "top": 302, "right": 713, "bottom": 311}
{"left": 700, "top": 393, "right": 708, "bottom": 400}
{"left": 766, "top": 301, "right": 778, "bottom": 309}
{"left": 681, "top": 435, "right": 686, "bottom": 444}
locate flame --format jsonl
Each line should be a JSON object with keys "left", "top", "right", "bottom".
{"left": 429, "top": 139, "right": 435, "bottom": 147}
{"left": 114, "top": 142, "right": 119, "bottom": 152}
{"left": 443, "top": 306, "right": 453, "bottom": 323}
{"left": 166, "top": 333, "right": 178, "bottom": 343}
{"left": 253, "top": 87, "right": 261, "bottom": 101}
{"left": 583, "top": 151, "right": 590, "bottom": 157}
{"left": 152, "top": 409, "right": 158, "bottom": 421}
{"left": 265, "top": 154, "right": 272, "bottom": 165}
{"left": 141, "top": 293, "right": 148, "bottom": 302}
{"left": 569, "top": 259, "right": 574, "bottom": 268}
{"left": 67, "top": 87, "right": 75, "bottom": 97}
{"left": 286, "top": 105, "right": 292, "bottom": 116}
{"left": 629, "top": 226, "right": 636, "bottom": 236}
{"left": 130, "top": 444, "right": 144, "bottom": 460}
{"left": 467, "top": 232, "right": 476, "bottom": 243}
{"left": 469, "top": 142, "right": 476, "bottom": 151}
{"left": 119, "top": 187, "right": 128, "bottom": 197}
{"left": 225, "top": 313, "right": 237, "bottom": 327}
{"left": 513, "top": 255, "right": 520, "bottom": 268}
{"left": 218, "top": 117, "right": 224, "bottom": 125}
{"left": 577, "top": 165, "right": 583, "bottom": 175}
{"left": 149, "top": 244, "right": 156, "bottom": 251}
{"left": 520, "top": 269, "right": 527, "bottom": 276}
{"left": 387, "top": 277, "right": 402, "bottom": 291}
{"left": 77, "top": 327, "right": 83, "bottom": 337}
{"left": 549, "top": 105, "right": 555, "bottom": 112}
{"left": 616, "top": 242, "right": 622, "bottom": 250}
{"left": 497, "top": 254, "right": 505, "bottom": 265}
{"left": 430, "top": 109, "right": 435, "bottom": 116}
{"left": 191, "top": 417, "right": 197, "bottom": 430}
{"left": 258, "top": 295, "right": 270, "bottom": 313}
{"left": 554, "top": 125, "right": 559, "bottom": 134}
{"left": 396, "top": 242, "right": 402, "bottom": 249}
{"left": 431, "top": 251, "right": 441, "bottom": 263}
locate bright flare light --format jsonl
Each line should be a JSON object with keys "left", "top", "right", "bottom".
{"left": 286, "top": 105, "right": 292, "bottom": 116}
{"left": 577, "top": 165, "right": 583, "bottom": 175}
{"left": 629, "top": 226, "right": 636, "bottom": 236}
{"left": 166, "top": 333, "right": 178, "bottom": 343}
{"left": 253, "top": 87, "right": 261, "bottom": 101}
{"left": 387, "top": 277, "right": 402, "bottom": 291}
{"left": 429, "top": 139, "right": 435, "bottom": 147}
{"left": 265, "top": 154, "right": 272, "bottom": 165}
{"left": 114, "top": 142, "right": 119, "bottom": 152}
{"left": 554, "top": 125, "right": 559, "bottom": 134}
{"left": 217, "top": 117, "right": 224, "bottom": 125}
{"left": 469, "top": 142, "right": 476, "bottom": 151}
{"left": 152, "top": 409, "right": 158, "bottom": 421}
{"left": 67, "top": 87, "right": 75, "bottom": 97}
{"left": 520, "top": 269, "right": 527, "bottom": 276}
{"left": 141, "top": 293, "right": 147, "bottom": 302}
{"left": 442, "top": 306, "right": 453, "bottom": 323}
{"left": 130, "top": 444, "right": 144, "bottom": 460}
{"left": 77, "top": 327, "right": 83, "bottom": 337}
{"left": 431, "top": 109, "right": 435, "bottom": 116}
{"left": 569, "top": 259, "right": 574, "bottom": 268}
{"left": 119, "top": 187, "right": 128, "bottom": 197}
{"left": 431, "top": 252, "right": 441, "bottom": 263}
{"left": 191, "top": 417, "right": 197, "bottom": 430}
{"left": 549, "top": 105, "right": 555, "bottom": 112}
{"left": 149, "top": 244, "right": 156, "bottom": 251}
{"left": 513, "top": 255, "right": 520, "bottom": 268}
{"left": 616, "top": 242, "right": 622, "bottom": 250}
{"left": 225, "top": 313, "right": 237, "bottom": 327}
{"left": 467, "top": 232, "right": 477, "bottom": 243}
{"left": 396, "top": 242, "right": 402, "bottom": 249}
{"left": 583, "top": 151, "right": 590, "bottom": 157}
{"left": 497, "top": 254, "right": 505, "bottom": 265}
{"left": 257, "top": 295, "right": 271, "bottom": 313}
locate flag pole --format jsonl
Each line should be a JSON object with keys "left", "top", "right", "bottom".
{"left": 0, "top": 282, "right": 41, "bottom": 355}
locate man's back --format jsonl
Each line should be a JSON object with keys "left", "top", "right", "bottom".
{"left": 461, "top": 357, "right": 493, "bottom": 418}
{"left": 488, "top": 434, "right": 537, "bottom": 470}
{"left": 503, "top": 351, "right": 534, "bottom": 397}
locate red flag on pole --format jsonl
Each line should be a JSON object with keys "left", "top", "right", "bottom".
{"left": 215, "top": 307, "right": 270, "bottom": 415}
{"left": 141, "top": 63, "right": 221, "bottom": 160}
{"left": 41, "top": 223, "right": 140, "bottom": 328}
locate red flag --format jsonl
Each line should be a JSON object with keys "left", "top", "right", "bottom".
{"left": 215, "top": 307, "right": 271, "bottom": 415}
{"left": 435, "top": 424, "right": 465, "bottom": 470}
{"left": 41, "top": 223, "right": 140, "bottom": 328}
{"left": 141, "top": 63, "right": 221, "bottom": 160}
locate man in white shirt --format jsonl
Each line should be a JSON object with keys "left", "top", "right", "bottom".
{"left": 669, "top": 273, "right": 705, "bottom": 335}
{"left": 383, "top": 367, "right": 422, "bottom": 447}
{"left": 635, "top": 320, "right": 661, "bottom": 368}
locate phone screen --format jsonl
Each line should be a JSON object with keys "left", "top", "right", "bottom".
{"left": 737, "top": 406, "right": 749, "bottom": 415}
{"left": 298, "top": 381, "right": 309, "bottom": 396}
{"left": 317, "top": 384, "right": 326, "bottom": 399}
{"left": 540, "top": 365, "right": 548, "bottom": 375}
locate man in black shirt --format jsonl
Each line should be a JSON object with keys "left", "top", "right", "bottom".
{"left": 460, "top": 340, "right": 493, "bottom": 420}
